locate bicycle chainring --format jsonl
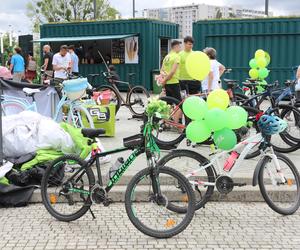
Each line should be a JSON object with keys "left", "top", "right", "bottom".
{"left": 90, "top": 185, "right": 106, "bottom": 204}
{"left": 216, "top": 176, "right": 234, "bottom": 194}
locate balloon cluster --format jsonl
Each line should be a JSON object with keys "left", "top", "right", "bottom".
{"left": 183, "top": 90, "right": 248, "bottom": 150}
{"left": 249, "top": 49, "right": 271, "bottom": 82}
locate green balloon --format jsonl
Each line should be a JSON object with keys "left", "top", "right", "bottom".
{"left": 186, "top": 120, "right": 211, "bottom": 143}
{"left": 258, "top": 68, "right": 269, "bottom": 79}
{"left": 226, "top": 106, "right": 248, "bottom": 129}
{"left": 204, "top": 108, "right": 228, "bottom": 132}
{"left": 183, "top": 96, "right": 208, "bottom": 121}
{"left": 249, "top": 68, "right": 259, "bottom": 79}
{"left": 249, "top": 59, "right": 257, "bottom": 69}
{"left": 213, "top": 128, "right": 237, "bottom": 150}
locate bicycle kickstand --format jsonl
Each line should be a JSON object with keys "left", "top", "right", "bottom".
{"left": 89, "top": 208, "right": 96, "bottom": 220}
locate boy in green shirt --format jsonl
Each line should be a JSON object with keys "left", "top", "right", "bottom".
{"left": 161, "top": 40, "right": 182, "bottom": 101}
{"left": 179, "top": 36, "right": 200, "bottom": 95}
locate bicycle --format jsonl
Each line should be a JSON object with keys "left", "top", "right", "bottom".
{"left": 1, "top": 75, "right": 94, "bottom": 129}
{"left": 88, "top": 71, "right": 150, "bottom": 118}
{"left": 158, "top": 111, "right": 300, "bottom": 215}
{"left": 40, "top": 113, "right": 196, "bottom": 238}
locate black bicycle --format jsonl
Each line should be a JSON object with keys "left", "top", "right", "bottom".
{"left": 88, "top": 72, "right": 150, "bottom": 118}
{"left": 41, "top": 114, "right": 195, "bottom": 238}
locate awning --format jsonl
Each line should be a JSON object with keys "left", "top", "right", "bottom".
{"left": 33, "top": 34, "right": 137, "bottom": 43}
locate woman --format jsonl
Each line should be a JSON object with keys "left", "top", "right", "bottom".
{"left": 202, "top": 47, "right": 225, "bottom": 94}
{"left": 25, "top": 53, "right": 37, "bottom": 82}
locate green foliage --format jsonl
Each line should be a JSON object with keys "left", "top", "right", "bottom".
{"left": 146, "top": 98, "right": 170, "bottom": 119}
{"left": 26, "top": 0, "right": 119, "bottom": 32}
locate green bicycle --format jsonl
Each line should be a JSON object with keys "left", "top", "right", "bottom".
{"left": 41, "top": 112, "right": 195, "bottom": 238}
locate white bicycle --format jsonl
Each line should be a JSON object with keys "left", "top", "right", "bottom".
{"left": 158, "top": 115, "right": 300, "bottom": 215}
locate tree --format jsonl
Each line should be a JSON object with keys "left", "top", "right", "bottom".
{"left": 229, "top": 12, "right": 237, "bottom": 18}
{"left": 215, "top": 9, "right": 223, "bottom": 19}
{"left": 27, "top": 0, "right": 119, "bottom": 32}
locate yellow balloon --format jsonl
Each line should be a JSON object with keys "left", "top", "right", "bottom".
{"left": 186, "top": 51, "right": 211, "bottom": 81}
{"left": 255, "top": 49, "right": 265, "bottom": 59}
{"left": 207, "top": 89, "right": 230, "bottom": 110}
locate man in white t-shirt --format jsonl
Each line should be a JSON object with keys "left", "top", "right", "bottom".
{"left": 52, "top": 45, "right": 72, "bottom": 79}
{"left": 202, "top": 47, "right": 225, "bottom": 93}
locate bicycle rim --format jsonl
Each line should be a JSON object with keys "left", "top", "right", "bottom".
{"left": 259, "top": 154, "right": 300, "bottom": 215}
{"left": 280, "top": 107, "right": 300, "bottom": 143}
{"left": 125, "top": 167, "right": 195, "bottom": 238}
{"left": 128, "top": 86, "right": 149, "bottom": 116}
{"left": 41, "top": 156, "right": 94, "bottom": 220}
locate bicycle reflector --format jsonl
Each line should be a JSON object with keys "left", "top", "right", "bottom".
{"left": 243, "top": 87, "right": 250, "bottom": 92}
{"left": 255, "top": 111, "right": 264, "bottom": 121}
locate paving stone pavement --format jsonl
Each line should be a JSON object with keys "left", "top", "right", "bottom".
{"left": 0, "top": 202, "right": 299, "bottom": 250}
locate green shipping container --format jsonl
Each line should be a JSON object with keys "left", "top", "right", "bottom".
{"left": 193, "top": 17, "right": 300, "bottom": 85}
{"left": 39, "top": 19, "right": 178, "bottom": 90}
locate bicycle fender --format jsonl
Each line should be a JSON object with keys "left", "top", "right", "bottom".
{"left": 252, "top": 156, "right": 269, "bottom": 186}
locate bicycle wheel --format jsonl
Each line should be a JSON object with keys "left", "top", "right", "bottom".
{"left": 67, "top": 105, "right": 95, "bottom": 128}
{"left": 155, "top": 96, "right": 188, "bottom": 149}
{"left": 157, "top": 150, "right": 215, "bottom": 211}
{"left": 127, "top": 86, "right": 150, "bottom": 117}
{"left": 280, "top": 105, "right": 300, "bottom": 143}
{"left": 258, "top": 152, "right": 300, "bottom": 215}
{"left": 41, "top": 155, "right": 95, "bottom": 222}
{"left": 1, "top": 100, "right": 27, "bottom": 116}
{"left": 125, "top": 166, "right": 195, "bottom": 238}
{"left": 94, "top": 85, "right": 121, "bottom": 114}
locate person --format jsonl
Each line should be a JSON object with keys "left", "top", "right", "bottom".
{"left": 108, "top": 65, "right": 120, "bottom": 84}
{"left": 161, "top": 40, "right": 182, "bottom": 101}
{"left": 85, "top": 46, "right": 95, "bottom": 64}
{"left": 296, "top": 66, "right": 300, "bottom": 83}
{"left": 52, "top": 45, "right": 72, "bottom": 79}
{"left": 179, "top": 36, "right": 200, "bottom": 95}
{"left": 42, "top": 45, "right": 53, "bottom": 79}
{"left": 6, "top": 53, "right": 13, "bottom": 68}
{"left": 68, "top": 45, "right": 79, "bottom": 76}
{"left": 25, "top": 53, "right": 37, "bottom": 82}
{"left": 10, "top": 47, "right": 25, "bottom": 82}
{"left": 202, "top": 47, "right": 225, "bottom": 93}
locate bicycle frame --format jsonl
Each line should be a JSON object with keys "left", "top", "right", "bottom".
{"left": 186, "top": 132, "right": 285, "bottom": 187}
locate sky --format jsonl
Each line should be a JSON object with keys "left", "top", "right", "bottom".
{"left": 0, "top": 0, "right": 299, "bottom": 35}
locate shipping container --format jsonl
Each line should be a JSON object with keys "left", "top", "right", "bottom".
{"left": 37, "top": 19, "right": 178, "bottom": 90}
{"left": 193, "top": 17, "right": 300, "bottom": 85}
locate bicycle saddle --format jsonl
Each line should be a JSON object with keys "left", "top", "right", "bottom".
{"left": 224, "top": 79, "right": 238, "bottom": 83}
{"left": 81, "top": 128, "right": 106, "bottom": 139}
{"left": 23, "top": 88, "right": 41, "bottom": 95}
{"left": 88, "top": 74, "right": 100, "bottom": 77}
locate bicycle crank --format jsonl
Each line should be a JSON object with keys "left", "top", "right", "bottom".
{"left": 216, "top": 176, "right": 246, "bottom": 194}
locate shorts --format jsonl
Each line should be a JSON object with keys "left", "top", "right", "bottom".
{"left": 180, "top": 80, "right": 201, "bottom": 95}
{"left": 165, "top": 83, "right": 182, "bottom": 101}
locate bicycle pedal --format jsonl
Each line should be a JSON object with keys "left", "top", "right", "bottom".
{"left": 103, "top": 198, "right": 113, "bottom": 207}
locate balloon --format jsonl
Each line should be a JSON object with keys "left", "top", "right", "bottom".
{"left": 207, "top": 89, "right": 230, "bottom": 110}
{"left": 259, "top": 80, "right": 268, "bottom": 86}
{"left": 257, "top": 57, "right": 267, "bottom": 68}
{"left": 186, "top": 120, "right": 211, "bottom": 143}
{"left": 249, "top": 59, "right": 257, "bottom": 69}
{"left": 183, "top": 96, "right": 208, "bottom": 121}
{"left": 213, "top": 128, "right": 237, "bottom": 150}
{"left": 205, "top": 108, "right": 228, "bottom": 131}
{"left": 249, "top": 69, "right": 259, "bottom": 79}
{"left": 186, "top": 51, "right": 211, "bottom": 81}
{"left": 258, "top": 68, "right": 269, "bottom": 79}
{"left": 226, "top": 106, "right": 248, "bottom": 129}
{"left": 265, "top": 52, "right": 271, "bottom": 66}
{"left": 255, "top": 49, "right": 265, "bottom": 59}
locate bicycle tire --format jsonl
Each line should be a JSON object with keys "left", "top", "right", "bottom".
{"left": 279, "top": 105, "right": 300, "bottom": 143}
{"left": 157, "top": 149, "right": 215, "bottom": 211}
{"left": 67, "top": 105, "right": 95, "bottom": 129}
{"left": 258, "top": 153, "right": 300, "bottom": 215}
{"left": 155, "top": 96, "right": 188, "bottom": 149}
{"left": 41, "top": 155, "right": 95, "bottom": 222}
{"left": 1, "top": 100, "right": 28, "bottom": 116}
{"left": 94, "top": 85, "right": 121, "bottom": 114}
{"left": 127, "top": 86, "right": 150, "bottom": 117}
{"left": 125, "top": 166, "right": 195, "bottom": 238}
